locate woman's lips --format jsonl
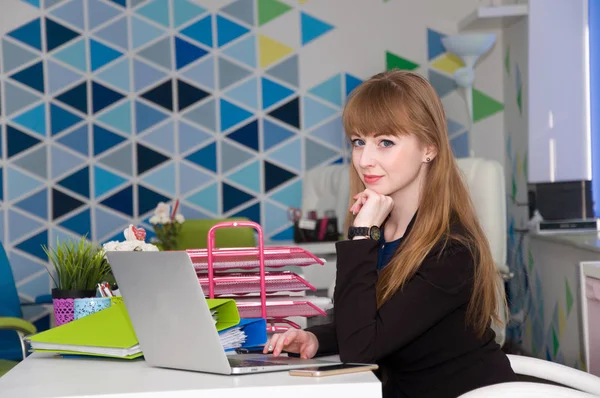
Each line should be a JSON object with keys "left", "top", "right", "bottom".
{"left": 364, "top": 175, "right": 382, "bottom": 184}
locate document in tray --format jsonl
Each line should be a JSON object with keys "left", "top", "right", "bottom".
{"left": 218, "top": 318, "right": 267, "bottom": 351}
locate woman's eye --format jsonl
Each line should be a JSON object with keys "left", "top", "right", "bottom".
{"left": 352, "top": 139, "right": 365, "bottom": 147}
{"left": 380, "top": 140, "right": 394, "bottom": 148}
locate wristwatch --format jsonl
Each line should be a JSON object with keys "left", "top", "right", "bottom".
{"left": 348, "top": 225, "right": 381, "bottom": 241}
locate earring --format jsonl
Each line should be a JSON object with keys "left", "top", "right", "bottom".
{"left": 426, "top": 157, "right": 430, "bottom": 162}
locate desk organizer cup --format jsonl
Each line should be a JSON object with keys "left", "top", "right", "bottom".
{"left": 74, "top": 297, "right": 112, "bottom": 320}
{"left": 52, "top": 289, "right": 96, "bottom": 326}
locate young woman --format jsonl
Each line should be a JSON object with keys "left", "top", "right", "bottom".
{"left": 263, "top": 70, "right": 517, "bottom": 397}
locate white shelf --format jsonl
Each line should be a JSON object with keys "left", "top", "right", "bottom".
{"left": 458, "top": 4, "right": 528, "bottom": 31}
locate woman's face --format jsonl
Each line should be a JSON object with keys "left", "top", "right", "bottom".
{"left": 350, "top": 133, "right": 427, "bottom": 196}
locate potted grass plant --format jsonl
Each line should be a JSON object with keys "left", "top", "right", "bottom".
{"left": 43, "top": 236, "right": 112, "bottom": 325}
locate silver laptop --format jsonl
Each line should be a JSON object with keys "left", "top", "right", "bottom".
{"left": 107, "top": 250, "right": 341, "bottom": 374}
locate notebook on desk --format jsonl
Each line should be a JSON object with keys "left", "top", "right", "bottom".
{"left": 107, "top": 250, "right": 341, "bottom": 374}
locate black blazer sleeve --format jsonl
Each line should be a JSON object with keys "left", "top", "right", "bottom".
{"left": 333, "top": 238, "right": 474, "bottom": 364}
{"left": 304, "top": 322, "right": 338, "bottom": 355}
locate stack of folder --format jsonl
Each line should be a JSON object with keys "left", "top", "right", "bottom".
{"left": 26, "top": 299, "right": 267, "bottom": 359}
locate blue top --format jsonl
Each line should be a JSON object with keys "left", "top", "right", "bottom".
{"left": 377, "top": 233, "right": 403, "bottom": 271}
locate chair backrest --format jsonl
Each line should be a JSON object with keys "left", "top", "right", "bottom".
{"left": 0, "top": 242, "right": 22, "bottom": 318}
{"left": 174, "top": 218, "right": 256, "bottom": 250}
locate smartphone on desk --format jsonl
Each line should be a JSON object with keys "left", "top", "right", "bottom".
{"left": 289, "top": 363, "right": 378, "bottom": 377}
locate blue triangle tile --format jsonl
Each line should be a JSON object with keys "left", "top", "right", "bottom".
{"left": 45, "top": 0, "right": 68, "bottom": 8}
{"left": 2, "top": 39, "right": 39, "bottom": 75}
{"left": 46, "top": 58, "right": 83, "bottom": 94}
{"left": 90, "top": 39, "right": 123, "bottom": 71}
{"left": 450, "top": 132, "right": 469, "bottom": 158}
{"left": 224, "top": 77, "right": 258, "bottom": 110}
{"left": 135, "top": 100, "right": 169, "bottom": 133}
{"left": 140, "top": 79, "right": 173, "bottom": 111}
{"left": 136, "top": 143, "right": 169, "bottom": 175}
{"left": 10, "top": 61, "right": 44, "bottom": 93}
{"left": 9, "top": 251, "right": 45, "bottom": 284}
{"left": 52, "top": 188, "right": 85, "bottom": 219}
{"left": 305, "top": 137, "right": 338, "bottom": 170}
{"left": 300, "top": 12, "right": 333, "bottom": 45}
{"left": 100, "top": 185, "right": 133, "bottom": 217}
{"left": 141, "top": 162, "right": 176, "bottom": 195}
{"left": 88, "top": 0, "right": 121, "bottom": 31}
{"left": 303, "top": 96, "right": 338, "bottom": 129}
{"left": 108, "top": 0, "right": 126, "bottom": 7}
{"left": 186, "top": 183, "right": 218, "bottom": 214}
{"left": 267, "top": 137, "right": 301, "bottom": 172}
{"left": 177, "top": 79, "right": 210, "bottom": 111}
{"left": 97, "top": 142, "right": 133, "bottom": 176}
{"left": 12, "top": 146, "right": 47, "bottom": 180}
{"left": 94, "top": 16, "right": 129, "bottom": 50}
{"left": 55, "top": 81, "right": 87, "bottom": 114}
{"left": 227, "top": 119, "right": 259, "bottom": 151}
{"left": 57, "top": 124, "right": 88, "bottom": 155}
{"left": 262, "top": 118, "right": 295, "bottom": 150}
{"left": 269, "top": 179, "right": 301, "bottom": 208}
{"left": 221, "top": 0, "right": 254, "bottom": 27}
{"left": 92, "top": 81, "right": 125, "bottom": 113}
{"left": 222, "top": 182, "right": 254, "bottom": 212}
{"left": 94, "top": 165, "right": 127, "bottom": 198}
{"left": 230, "top": 202, "right": 260, "bottom": 225}
{"left": 6, "top": 166, "right": 44, "bottom": 201}
{"left": 264, "top": 201, "right": 289, "bottom": 235}
{"left": 0, "top": 211, "right": 3, "bottom": 241}
{"left": 427, "top": 28, "right": 447, "bottom": 61}
{"left": 173, "top": 0, "right": 207, "bottom": 27}
{"left": 216, "top": 14, "right": 250, "bottom": 47}
{"left": 48, "top": 229, "right": 83, "bottom": 251}
{"left": 136, "top": 0, "right": 170, "bottom": 28}
{"left": 345, "top": 73, "right": 362, "bottom": 97}
{"left": 131, "top": 15, "right": 166, "bottom": 49}
{"left": 57, "top": 166, "right": 89, "bottom": 197}
{"left": 93, "top": 124, "right": 126, "bottom": 155}
{"left": 6, "top": 126, "right": 41, "bottom": 158}
{"left": 23, "top": 0, "right": 41, "bottom": 8}
{"left": 222, "top": 34, "right": 255, "bottom": 68}
{"left": 52, "top": 38, "right": 86, "bottom": 72}
{"left": 428, "top": 69, "right": 456, "bottom": 98}
{"left": 12, "top": 103, "right": 47, "bottom": 137}
{"left": 94, "top": 206, "right": 130, "bottom": 239}
{"left": 59, "top": 208, "right": 91, "bottom": 236}
{"left": 218, "top": 57, "right": 252, "bottom": 90}
{"left": 133, "top": 58, "right": 167, "bottom": 91}
{"left": 180, "top": 15, "right": 213, "bottom": 48}
{"left": 137, "top": 185, "right": 170, "bottom": 216}
{"left": 220, "top": 140, "right": 254, "bottom": 173}
{"left": 136, "top": 36, "right": 172, "bottom": 70}
{"left": 50, "top": 0, "right": 85, "bottom": 30}
{"left": 19, "top": 272, "right": 51, "bottom": 299}
{"left": 226, "top": 160, "right": 260, "bottom": 193}
{"left": 97, "top": 101, "right": 132, "bottom": 135}
{"left": 50, "top": 145, "right": 86, "bottom": 178}
{"left": 8, "top": 18, "right": 42, "bottom": 51}
{"left": 50, "top": 102, "right": 83, "bottom": 135}
{"left": 182, "top": 98, "right": 216, "bottom": 132}
{"left": 220, "top": 98, "right": 253, "bottom": 131}
{"left": 262, "top": 77, "right": 294, "bottom": 109}
{"left": 185, "top": 142, "right": 217, "bottom": 172}
{"left": 181, "top": 56, "right": 215, "bottom": 90}
{"left": 96, "top": 58, "right": 130, "bottom": 92}
{"left": 8, "top": 210, "right": 45, "bottom": 243}
{"left": 270, "top": 226, "right": 293, "bottom": 241}
{"left": 14, "top": 188, "right": 48, "bottom": 219}
{"left": 45, "top": 17, "right": 80, "bottom": 52}
{"left": 267, "top": 97, "right": 300, "bottom": 129}
{"left": 263, "top": 160, "right": 296, "bottom": 192}
{"left": 178, "top": 120, "right": 213, "bottom": 153}
{"left": 175, "top": 37, "right": 209, "bottom": 69}
{"left": 447, "top": 119, "right": 465, "bottom": 134}
{"left": 179, "top": 162, "right": 214, "bottom": 195}
{"left": 15, "top": 230, "right": 48, "bottom": 260}
{"left": 140, "top": 121, "right": 175, "bottom": 154}
{"left": 308, "top": 116, "right": 343, "bottom": 149}
{"left": 309, "top": 74, "right": 342, "bottom": 107}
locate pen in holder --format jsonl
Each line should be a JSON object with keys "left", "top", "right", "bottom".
{"left": 74, "top": 297, "right": 112, "bottom": 320}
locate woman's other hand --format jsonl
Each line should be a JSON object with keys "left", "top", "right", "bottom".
{"left": 263, "top": 328, "right": 319, "bottom": 359}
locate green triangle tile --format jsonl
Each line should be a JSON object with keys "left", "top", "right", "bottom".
{"left": 505, "top": 46, "right": 510, "bottom": 75}
{"left": 552, "top": 327, "right": 559, "bottom": 358}
{"left": 472, "top": 88, "right": 504, "bottom": 122}
{"left": 386, "top": 51, "right": 419, "bottom": 71}
{"left": 566, "top": 279, "right": 573, "bottom": 316}
{"left": 258, "top": 0, "right": 292, "bottom": 26}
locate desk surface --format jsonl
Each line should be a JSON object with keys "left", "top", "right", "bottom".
{"left": 0, "top": 353, "right": 381, "bottom": 398}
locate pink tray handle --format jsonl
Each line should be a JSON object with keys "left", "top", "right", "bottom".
{"left": 207, "top": 221, "right": 267, "bottom": 319}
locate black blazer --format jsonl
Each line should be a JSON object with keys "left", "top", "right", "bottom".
{"left": 306, "top": 225, "right": 517, "bottom": 398}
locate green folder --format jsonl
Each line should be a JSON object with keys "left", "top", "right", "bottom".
{"left": 25, "top": 301, "right": 142, "bottom": 359}
{"left": 207, "top": 298, "right": 240, "bottom": 331}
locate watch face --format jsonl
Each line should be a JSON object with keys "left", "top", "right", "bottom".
{"left": 370, "top": 226, "right": 381, "bottom": 241}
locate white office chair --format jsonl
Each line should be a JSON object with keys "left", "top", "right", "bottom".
{"left": 458, "top": 354, "right": 600, "bottom": 397}
{"left": 303, "top": 157, "right": 510, "bottom": 346}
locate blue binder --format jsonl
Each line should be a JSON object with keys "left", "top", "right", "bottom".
{"left": 219, "top": 318, "right": 267, "bottom": 351}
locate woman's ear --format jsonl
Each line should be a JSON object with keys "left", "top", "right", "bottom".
{"left": 423, "top": 145, "right": 438, "bottom": 163}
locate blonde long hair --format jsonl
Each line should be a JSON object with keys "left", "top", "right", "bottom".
{"left": 343, "top": 70, "right": 501, "bottom": 336}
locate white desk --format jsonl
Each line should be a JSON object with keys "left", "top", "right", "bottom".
{"left": 0, "top": 353, "right": 381, "bottom": 398}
